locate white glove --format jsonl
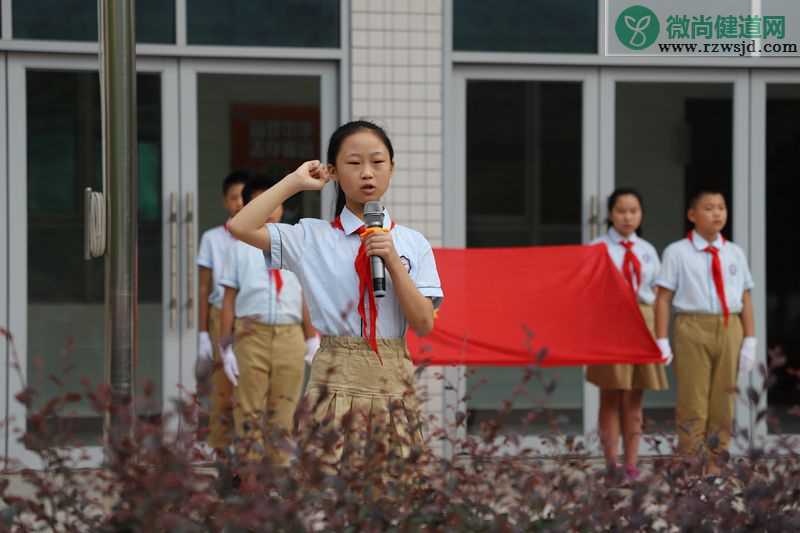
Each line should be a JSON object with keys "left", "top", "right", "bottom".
{"left": 195, "top": 332, "right": 215, "bottom": 382}
{"left": 739, "top": 337, "right": 758, "bottom": 375}
{"left": 198, "top": 331, "right": 213, "bottom": 361}
{"left": 221, "top": 345, "right": 239, "bottom": 387}
{"left": 304, "top": 334, "right": 321, "bottom": 365}
{"left": 656, "top": 338, "right": 673, "bottom": 366}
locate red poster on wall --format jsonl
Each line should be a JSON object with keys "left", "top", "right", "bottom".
{"left": 407, "top": 244, "right": 663, "bottom": 367}
{"left": 230, "top": 104, "right": 320, "bottom": 175}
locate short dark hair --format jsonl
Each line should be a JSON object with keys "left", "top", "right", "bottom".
{"left": 242, "top": 175, "right": 280, "bottom": 205}
{"left": 222, "top": 170, "right": 251, "bottom": 196}
{"left": 688, "top": 188, "right": 726, "bottom": 209}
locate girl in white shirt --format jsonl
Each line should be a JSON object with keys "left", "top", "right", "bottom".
{"left": 228, "top": 121, "right": 443, "bottom": 463}
{"left": 586, "top": 188, "right": 669, "bottom": 481}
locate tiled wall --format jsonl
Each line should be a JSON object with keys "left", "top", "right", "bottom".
{"left": 350, "top": 0, "right": 446, "bottom": 449}
{"left": 351, "top": 0, "right": 443, "bottom": 244}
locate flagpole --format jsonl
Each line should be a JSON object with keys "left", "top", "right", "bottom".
{"left": 99, "top": 0, "right": 138, "bottom": 457}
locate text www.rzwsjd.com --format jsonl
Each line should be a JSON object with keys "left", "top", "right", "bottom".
{"left": 657, "top": 39, "right": 798, "bottom": 55}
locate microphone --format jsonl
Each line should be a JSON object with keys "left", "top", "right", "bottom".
{"left": 363, "top": 201, "right": 386, "bottom": 297}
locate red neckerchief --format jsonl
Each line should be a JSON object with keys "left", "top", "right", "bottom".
{"left": 270, "top": 269, "right": 283, "bottom": 300}
{"left": 688, "top": 230, "right": 729, "bottom": 325}
{"left": 619, "top": 240, "right": 641, "bottom": 292}
{"left": 331, "top": 215, "right": 396, "bottom": 359}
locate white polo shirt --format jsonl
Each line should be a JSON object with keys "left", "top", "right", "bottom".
{"left": 656, "top": 232, "right": 754, "bottom": 314}
{"left": 220, "top": 240, "right": 303, "bottom": 325}
{"left": 264, "top": 206, "right": 444, "bottom": 338}
{"left": 593, "top": 228, "right": 661, "bottom": 305}
{"left": 197, "top": 225, "right": 236, "bottom": 309}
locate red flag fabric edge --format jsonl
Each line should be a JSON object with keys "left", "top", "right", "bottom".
{"left": 407, "top": 244, "right": 663, "bottom": 367}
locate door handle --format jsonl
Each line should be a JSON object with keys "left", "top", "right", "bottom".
{"left": 589, "top": 195, "right": 601, "bottom": 241}
{"left": 169, "top": 192, "right": 178, "bottom": 330}
{"left": 185, "top": 192, "right": 195, "bottom": 330}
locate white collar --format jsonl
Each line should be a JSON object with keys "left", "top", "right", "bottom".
{"left": 339, "top": 205, "right": 393, "bottom": 235}
{"left": 689, "top": 230, "right": 724, "bottom": 251}
{"left": 608, "top": 227, "right": 639, "bottom": 244}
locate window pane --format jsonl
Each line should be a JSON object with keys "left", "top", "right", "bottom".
{"left": 13, "top": 0, "right": 175, "bottom": 43}
{"left": 26, "top": 71, "right": 163, "bottom": 446}
{"left": 765, "top": 84, "right": 800, "bottom": 434}
{"left": 467, "top": 81, "right": 582, "bottom": 244}
{"left": 454, "top": 0, "right": 597, "bottom": 53}
{"left": 188, "top": 0, "right": 340, "bottom": 48}
{"left": 197, "top": 73, "right": 322, "bottom": 237}
{"left": 466, "top": 80, "right": 584, "bottom": 435}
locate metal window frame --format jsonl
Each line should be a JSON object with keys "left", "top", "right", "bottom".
{"left": 5, "top": 53, "right": 180, "bottom": 469}
{"left": 599, "top": 67, "right": 752, "bottom": 455}
{"left": 1, "top": 0, "right": 10, "bottom": 41}
{"left": 0, "top": 0, "right": 350, "bottom": 468}
{"left": 749, "top": 70, "right": 800, "bottom": 453}
{"left": 0, "top": 0, "right": 347, "bottom": 62}
{"left": 177, "top": 57, "right": 339, "bottom": 395}
{"left": 447, "top": 63, "right": 601, "bottom": 455}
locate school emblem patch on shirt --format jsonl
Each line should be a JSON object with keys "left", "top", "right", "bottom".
{"left": 641, "top": 253, "right": 651, "bottom": 263}
{"left": 729, "top": 264, "right": 738, "bottom": 276}
{"left": 399, "top": 255, "right": 412, "bottom": 273}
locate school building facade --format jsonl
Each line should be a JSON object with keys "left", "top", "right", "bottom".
{"left": 0, "top": 0, "right": 798, "bottom": 466}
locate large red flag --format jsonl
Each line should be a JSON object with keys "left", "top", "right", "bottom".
{"left": 407, "top": 244, "right": 663, "bottom": 367}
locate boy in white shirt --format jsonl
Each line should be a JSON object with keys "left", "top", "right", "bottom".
{"left": 654, "top": 189, "right": 757, "bottom": 475}
{"left": 218, "top": 176, "right": 319, "bottom": 464}
{"left": 196, "top": 171, "right": 249, "bottom": 453}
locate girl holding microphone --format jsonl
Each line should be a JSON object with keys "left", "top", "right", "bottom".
{"left": 228, "top": 121, "right": 443, "bottom": 461}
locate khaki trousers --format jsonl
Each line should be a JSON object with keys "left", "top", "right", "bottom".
{"left": 208, "top": 306, "right": 234, "bottom": 450}
{"left": 674, "top": 313, "right": 743, "bottom": 458}
{"left": 233, "top": 320, "right": 305, "bottom": 464}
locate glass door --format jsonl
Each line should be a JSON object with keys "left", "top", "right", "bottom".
{"left": 450, "top": 66, "right": 600, "bottom": 453}
{"left": 749, "top": 71, "right": 800, "bottom": 449}
{"left": 178, "top": 59, "right": 338, "bottom": 400}
{"left": 6, "top": 54, "right": 180, "bottom": 468}
{"left": 599, "top": 68, "right": 751, "bottom": 455}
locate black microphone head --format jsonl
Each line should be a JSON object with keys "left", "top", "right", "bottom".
{"left": 363, "top": 201, "right": 383, "bottom": 227}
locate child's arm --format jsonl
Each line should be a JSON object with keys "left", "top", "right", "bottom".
{"left": 654, "top": 287, "right": 674, "bottom": 339}
{"left": 220, "top": 287, "right": 237, "bottom": 348}
{"left": 198, "top": 267, "right": 212, "bottom": 333}
{"left": 365, "top": 232, "right": 434, "bottom": 336}
{"left": 741, "top": 290, "right": 755, "bottom": 338}
{"left": 228, "top": 161, "right": 329, "bottom": 249}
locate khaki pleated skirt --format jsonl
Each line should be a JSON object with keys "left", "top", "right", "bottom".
{"left": 303, "top": 336, "right": 424, "bottom": 462}
{"left": 586, "top": 304, "right": 669, "bottom": 391}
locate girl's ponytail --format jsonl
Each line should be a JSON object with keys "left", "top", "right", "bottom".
{"left": 334, "top": 183, "right": 347, "bottom": 217}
